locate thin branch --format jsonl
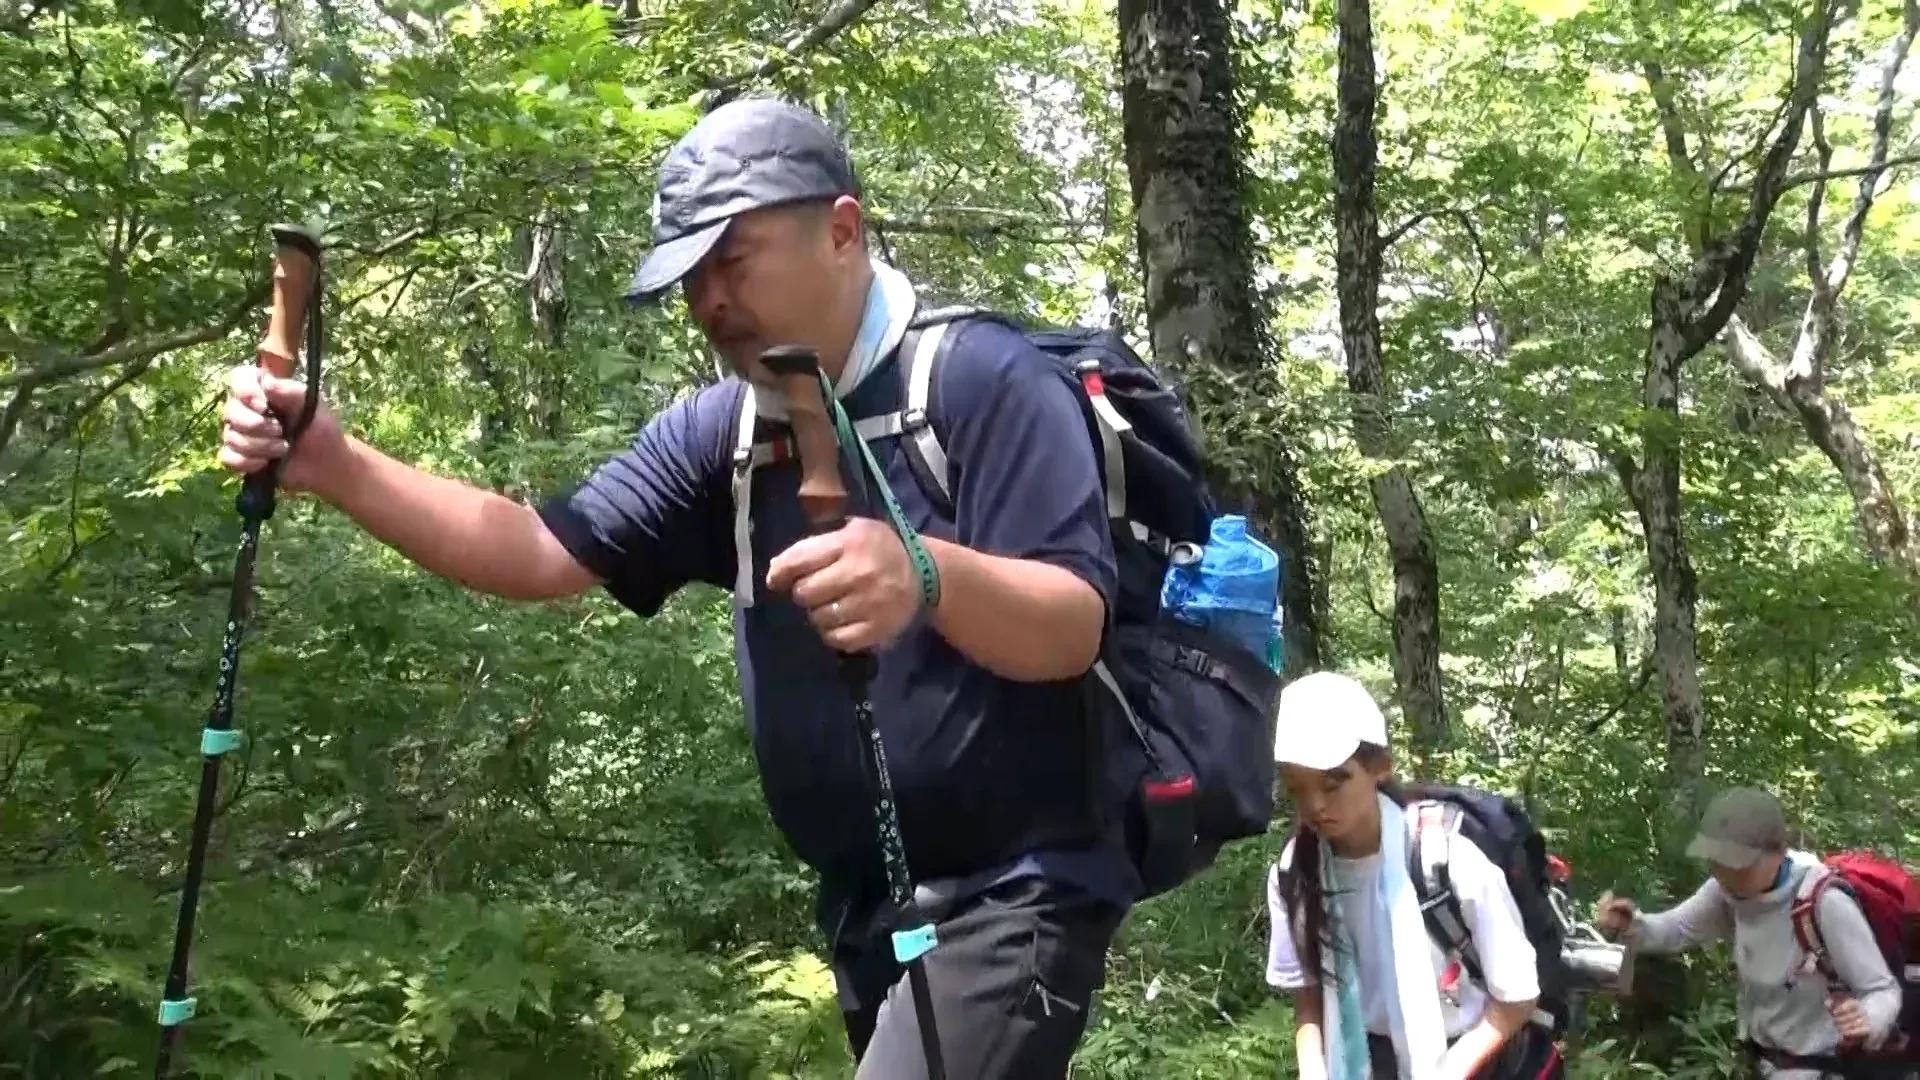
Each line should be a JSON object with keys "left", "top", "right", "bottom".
{"left": 0, "top": 283, "right": 268, "bottom": 390}
{"left": 535, "top": 830, "right": 655, "bottom": 849}
{"left": 1608, "top": 443, "right": 1645, "bottom": 521}
{"left": 41, "top": 433, "right": 95, "bottom": 584}
{"left": 1776, "top": 151, "right": 1920, "bottom": 192}
{"left": 707, "top": 0, "right": 882, "bottom": 93}
{"left": 872, "top": 214, "right": 1100, "bottom": 243}
{"left": 1826, "top": 0, "right": 1919, "bottom": 297}
{"left": 1352, "top": 529, "right": 1393, "bottom": 629}
{"left": 0, "top": 724, "right": 31, "bottom": 800}
{"left": 1643, "top": 59, "right": 1698, "bottom": 183}
{"left": 330, "top": 223, "right": 429, "bottom": 258}
{"left": 1682, "top": 0, "right": 1838, "bottom": 355}
{"left": 1805, "top": 103, "right": 1833, "bottom": 289}
{"left": 382, "top": 264, "right": 423, "bottom": 320}
{"left": 1583, "top": 652, "right": 1659, "bottom": 734}
{"left": 1447, "top": 208, "right": 1501, "bottom": 308}
{"left": 0, "top": 216, "right": 428, "bottom": 399}
{"left": 1706, "top": 150, "right": 1744, "bottom": 208}
{"left": 1778, "top": 2, "right": 1918, "bottom": 389}
{"left": 367, "top": 0, "right": 433, "bottom": 46}
{"left": 1382, "top": 209, "right": 1436, "bottom": 249}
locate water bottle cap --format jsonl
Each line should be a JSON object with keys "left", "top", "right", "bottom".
{"left": 1210, "top": 515, "right": 1249, "bottom": 543}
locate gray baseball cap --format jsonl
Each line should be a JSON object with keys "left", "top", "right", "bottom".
{"left": 625, "top": 97, "right": 860, "bottom": 303}
{"left": 1686, "top": 787, "right": 1788, "bottom": 869}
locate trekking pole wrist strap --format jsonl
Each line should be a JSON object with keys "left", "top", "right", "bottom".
{"left": 820, "top": 371, "right": 942, "bottom": 609}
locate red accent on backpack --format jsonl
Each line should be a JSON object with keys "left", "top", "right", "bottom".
{"left": 1789, "top": 850, "right": 1920, "bottom": 1061}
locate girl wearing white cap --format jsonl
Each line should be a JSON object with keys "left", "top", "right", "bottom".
{"left": 1265, "top": 672, "right": 1560, "bottom": 1079}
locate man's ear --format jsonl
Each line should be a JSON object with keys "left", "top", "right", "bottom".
{"left": 827, "top": 194, "right": 865, "bottom": 257}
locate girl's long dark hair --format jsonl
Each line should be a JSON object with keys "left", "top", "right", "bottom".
{"left": 1278, "top": 745, "right": 1405, "bottom": 988}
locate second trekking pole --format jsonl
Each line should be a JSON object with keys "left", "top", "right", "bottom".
{"left": 760, "top": 344, "right": 947, "bottom": 1080}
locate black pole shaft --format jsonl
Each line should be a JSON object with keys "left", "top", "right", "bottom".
{"left": 155, "top": 492, "right": 270, "bottom": 1078}
{"left": 843, "top": 656, "right": 947, "bottom": 1080}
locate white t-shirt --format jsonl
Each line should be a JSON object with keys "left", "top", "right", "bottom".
{"left": 1265, "top": 829, "right": 1541, "bottom": 1037}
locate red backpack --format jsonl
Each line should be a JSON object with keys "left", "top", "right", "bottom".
{"left": 1791, "top": 850, "right": 1920, "bottom": 1059}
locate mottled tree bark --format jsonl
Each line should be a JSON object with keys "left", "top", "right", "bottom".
{"left": 1332, "top": 0, "right": 1448, "bottom": 755}
{"left": 1117, "top": 0, "right": 1322, "bottom": 674}
{"left": 519, "top": 215, "right": 569, "bottom": 440}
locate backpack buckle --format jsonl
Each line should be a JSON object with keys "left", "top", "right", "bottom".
{"left": 1074, "top": 358, "right": 1107, "bottom": 396}
{"left": 902, "top": 407, "right": 930, "bottom": 432}
{"left": 731, "top": 446, "right": 752, "bottom": 473}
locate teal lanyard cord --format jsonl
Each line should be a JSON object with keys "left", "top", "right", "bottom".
{"left": 818, "top": 370, "right": 942, "bottom": 609}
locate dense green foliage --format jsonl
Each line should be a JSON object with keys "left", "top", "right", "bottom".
{"left": 3, "top": 0, "right": 1916, "bottom": 1075}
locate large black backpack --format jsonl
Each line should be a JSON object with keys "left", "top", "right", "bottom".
{"left": 1402, "top": 783, "right": 1573, "bottom": 1036}
{"left": 725, "top": 305, "right": 1283, "bottom": 899}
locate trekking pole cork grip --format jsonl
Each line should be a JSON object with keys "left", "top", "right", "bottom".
{"left": 759, "top": 345, "right": 849, "bottom": 535}
{"left": 257, "top": 224, "right": 321, "bottom": 380}
{"left": 237, "top": 224, "right": 322, "bottom": 520}
{"left": 758, "top": 345, "right": 878, "bottom": 686}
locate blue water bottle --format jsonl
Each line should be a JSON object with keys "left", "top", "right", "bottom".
{"left": 1160, "top": 515, "right": 1282, "bottom": 668}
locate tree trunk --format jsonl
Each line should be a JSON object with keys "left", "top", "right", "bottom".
{"left": 1631, "top": 281, "right": 1709, "bottom": 819}
{"left": 1117, "top": 0, "right": 1322, "bottom": 675}
{"left": 1619, "top": 0, "right": 1838, "bottom": 836}
{"left": 524, "top": 215, "right": 568, "bottom": 440}
{"left": 1332, "top": 0, "right": 1448, "bottom": 756}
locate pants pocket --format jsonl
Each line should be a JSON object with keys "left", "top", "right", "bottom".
{"left": 1010, "top": 894, "right": 1115, "bottom": 1011}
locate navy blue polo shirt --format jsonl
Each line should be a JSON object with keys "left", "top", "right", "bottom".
{"left": 539, "top": 319, "right": 1139, "bottom": 958}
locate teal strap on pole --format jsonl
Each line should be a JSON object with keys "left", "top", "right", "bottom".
{"left": 157, "top": 997, "right": 196, "bottom": 1026}
{"left": 818, "top": 372, "right": 943, "bottom": 608}
{"left": 892, "top": 923, "right": 939, "bottom": 963}
{"left": 199, "top": 729, "right": 242, "bottom": 757}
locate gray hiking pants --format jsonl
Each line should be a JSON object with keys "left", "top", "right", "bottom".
{"left": 839, "top": 875, "right": 1125, "bottom": 1079}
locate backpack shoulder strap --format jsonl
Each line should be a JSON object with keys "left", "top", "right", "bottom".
{"left": 1408, "top": 799, "right": 1485, "bottom": 987}
{"left": 730, "top": 383, "right": 761, "bottom": 607}
{"left": 897, "top": 317, "right": 960, "bottom": 514}
{"left": 1793, "top": 868, "right": 1846, "bottom": 984}
{"left": 895, "top": 309, "right": 1140, "bottom": 530}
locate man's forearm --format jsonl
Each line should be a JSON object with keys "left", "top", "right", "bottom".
{"left": 923, "top": 537, "right": 1103, "bottom": 682}
{"left": 319, "top": 435, "right": 596, "bottom": 601}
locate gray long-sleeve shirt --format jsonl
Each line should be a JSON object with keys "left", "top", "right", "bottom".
{"left": 1628, "top": 851, "right": 1902, "bottom": 1077}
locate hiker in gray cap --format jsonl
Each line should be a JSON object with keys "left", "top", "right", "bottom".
{"left": 218, "top": 97, "right": 1131, "bottom": 1076}
{"left": 1594, "top": 788, "right": 1908, "bottom": 1077}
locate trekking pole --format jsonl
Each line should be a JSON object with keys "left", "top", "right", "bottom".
{"left": 760, "top": 345, "right": 947, "bottom": 1080}
{"left": 154, "top": 223, "right": 323, "bottom": 1079}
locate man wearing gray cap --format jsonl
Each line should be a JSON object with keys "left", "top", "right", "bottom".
{"left": 217, "top": 97, "right": 1132, "bottom": 1076}
{"left": 1594, "top": 788, "right": 1905, "bottom": 1077}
